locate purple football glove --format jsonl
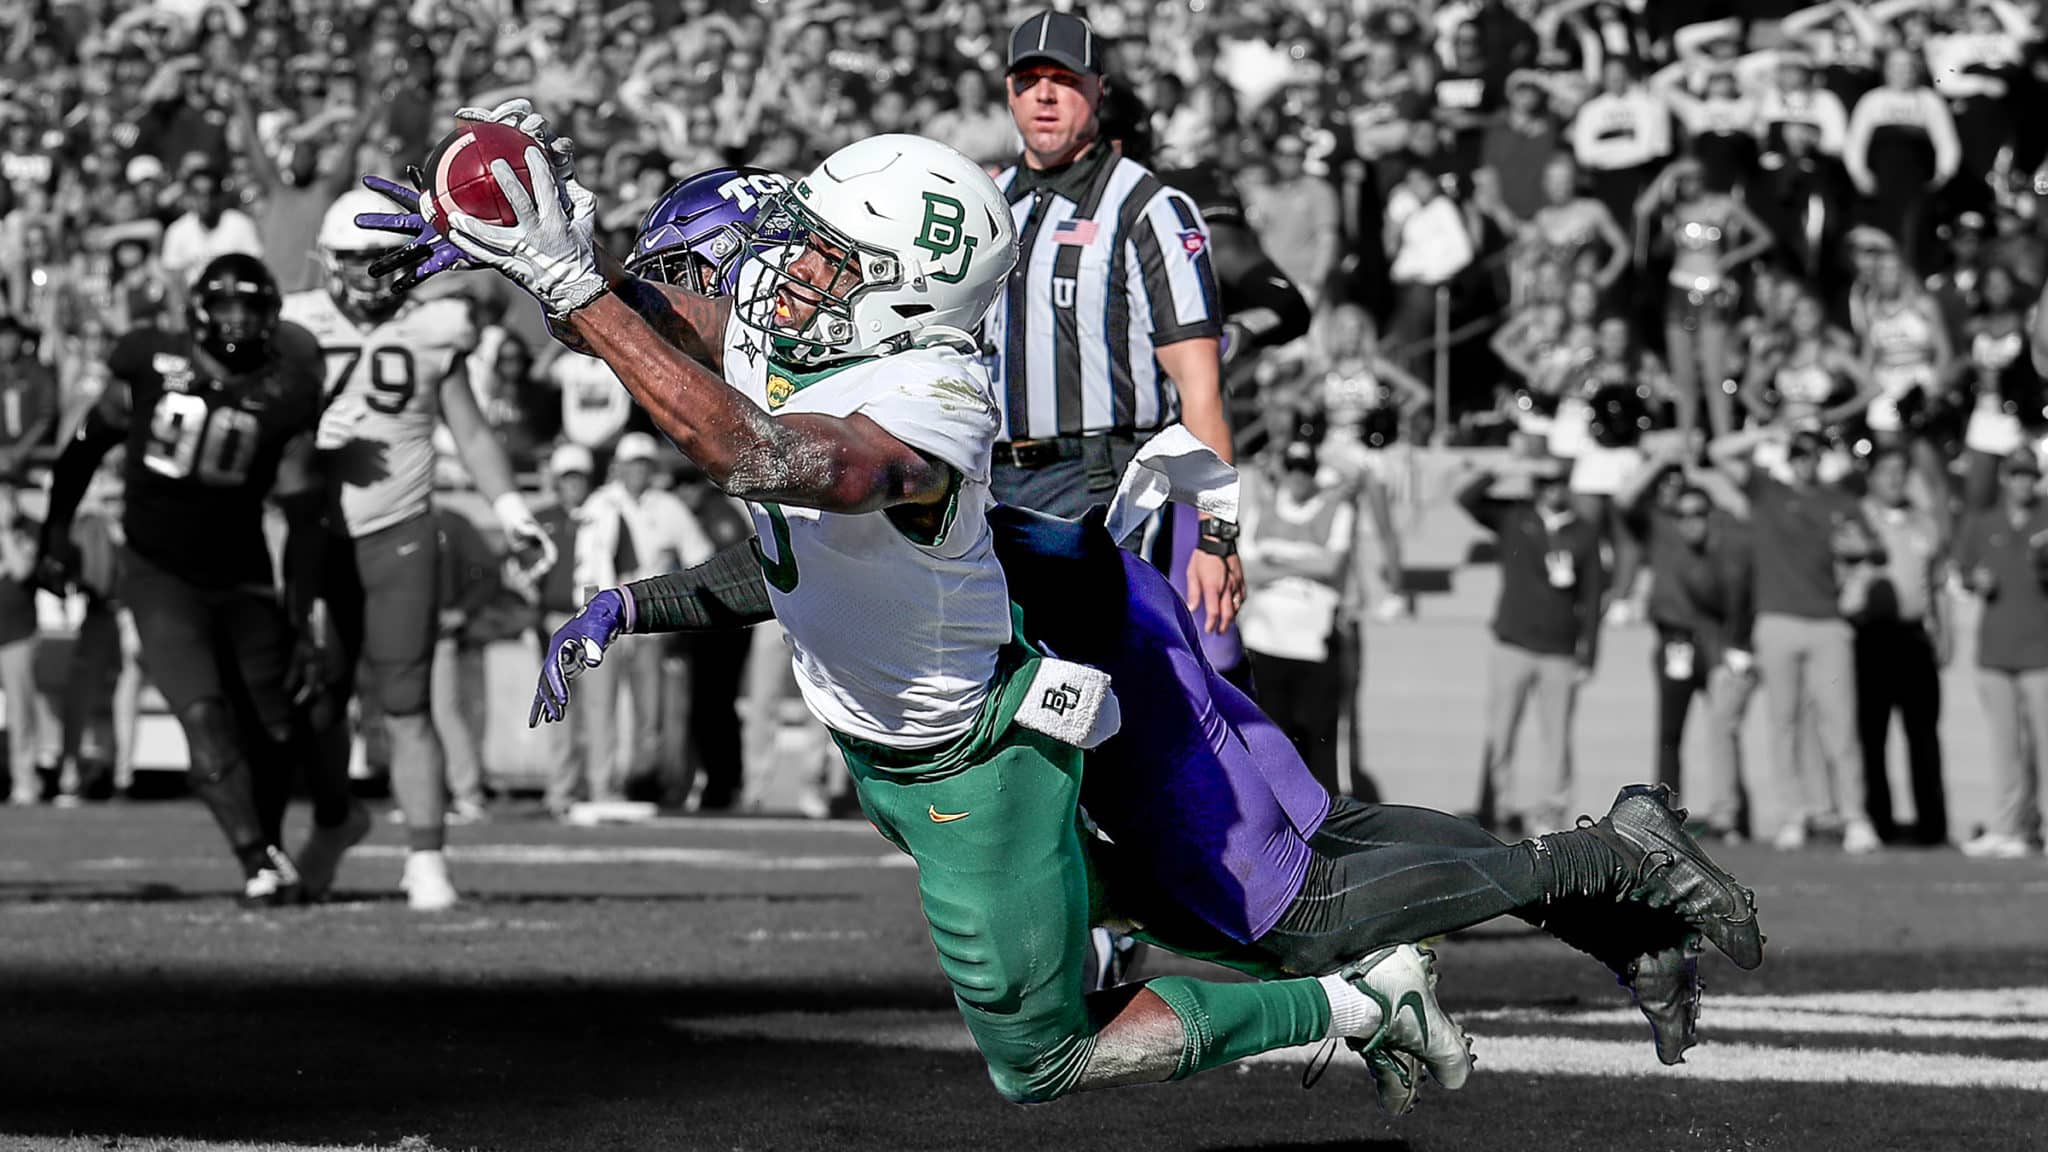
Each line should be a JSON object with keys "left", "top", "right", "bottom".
{"left": 530, "top": 588, "right": 628, "bottom": 727}
{"left": 355, "top": 171, "right": 473, "bottom": 288}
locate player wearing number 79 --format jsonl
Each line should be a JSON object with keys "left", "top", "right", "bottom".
{"left": 40, "top": 253, "right": 339, "bottom": 906}
{"left": 275, "top": 189, "right": 556, "bottom": 912}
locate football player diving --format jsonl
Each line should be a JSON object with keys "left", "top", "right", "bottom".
{"left": 359, "top": 105, "right": 1764, "bottom": 1115}
{"left": 37, "top": 254, "right": 346, "bottom": 906}
{"left": 275, "top": 187, "right": 557, "bottom": 911}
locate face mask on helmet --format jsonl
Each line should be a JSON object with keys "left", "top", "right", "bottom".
{"left": 735, "top": 194, "right": 900, "bottom": 362}
{"left": 325, "top": 249, "right": 402, "bottom": 320}
{"left": 193, "top": 293, "right": 278, "bottom": 372}
{"left": 625, "top": 224, "right": 746, "bottom": 297}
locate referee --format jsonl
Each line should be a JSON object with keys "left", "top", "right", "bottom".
{"left": 986, "top": 9, "right": 1244, "bottom": 633}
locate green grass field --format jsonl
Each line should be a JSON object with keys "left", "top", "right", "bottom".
{"left": 4, "top": 803, "right": 2046, "bottom": 1152}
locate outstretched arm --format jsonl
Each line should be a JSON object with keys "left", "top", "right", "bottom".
{"left": 563, "top": 291, "right": 951, "bottom": 514}
{"left": 618, "top": 540, "right": 775, "bottom": 632}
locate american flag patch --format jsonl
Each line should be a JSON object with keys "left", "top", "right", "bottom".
{"left": 1054, "top": 218, "right": 1097, "bottom": 245}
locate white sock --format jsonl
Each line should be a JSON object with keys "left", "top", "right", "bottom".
{"left": 1319, "top": 974, "right": 1384, "bottom": 1040}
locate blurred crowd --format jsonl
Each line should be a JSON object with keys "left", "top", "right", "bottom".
{"left": 3, "top": 0, "right": 2048, "bottom": 853}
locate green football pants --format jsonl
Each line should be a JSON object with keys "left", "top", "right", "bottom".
{"left": 840, "top": 658, "right": 1333, "bottom": 1103}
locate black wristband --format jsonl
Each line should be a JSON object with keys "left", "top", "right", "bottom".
{"left": 1196, "top": 533, "right": 1238, "bottom": 558}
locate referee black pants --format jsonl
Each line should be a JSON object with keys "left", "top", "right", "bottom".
{"left": 989, "top": 437, "right": 1143, "bottom": 520}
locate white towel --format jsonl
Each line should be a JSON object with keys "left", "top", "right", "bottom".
{"left": 1101, "top": 425, "right": 1241, "bottom": 545}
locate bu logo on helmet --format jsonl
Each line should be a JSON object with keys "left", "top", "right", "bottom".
{"left": 916, "top": 193, "right": 979, "bottom": 284}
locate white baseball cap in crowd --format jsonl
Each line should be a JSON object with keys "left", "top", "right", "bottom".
{"left": 550, "top": 442, "right": 596, "bottom": 477}
{"left": 614, "top": 432, "right": 662, "bottom": 463}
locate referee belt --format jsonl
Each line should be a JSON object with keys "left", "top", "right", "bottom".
{"left": 993, "top": 431, "right": 1152, "bottom": 470}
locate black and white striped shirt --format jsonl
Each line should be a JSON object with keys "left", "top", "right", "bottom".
{"left": 985, "top": 146, "right": 1221, "bottom": 441}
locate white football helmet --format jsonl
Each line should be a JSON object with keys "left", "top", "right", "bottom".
{"left": 317, "top": 187, "right": 409, "bottom": 322}
{"left": 736, "top": 134, "right": 1017, "bottom": 364}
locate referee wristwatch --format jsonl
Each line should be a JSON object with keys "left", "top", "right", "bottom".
{"left": 1196, "top": 518, "right": 1239, "bottom": 558}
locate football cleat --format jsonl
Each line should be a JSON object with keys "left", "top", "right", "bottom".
{"left": 1357, "top": 1045, "right": 1425, "bottom": 1116}
{"left": 296, "top": 802, "right": 372, "bottom": 902}
{"left": 401, "top": 849, "right": 459, "bottom": 912}
{"left": 1626, "top": 936, "right": 1704, "bottom": 1065}
{"left": 1594, "top": 784, "right": 1765, "bottom": 970}
{"left": 1339, "top": 944, "right": 1473, "bottom": 1093}
{"left": 239, "top": 847, "right": 302, "bottom": 908}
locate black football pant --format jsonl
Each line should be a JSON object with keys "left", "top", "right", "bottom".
{"left": 1854, "top": 619, "right": 1947, "bottom": 844}
{"left": 1105, "top": 797, "right": 1686, "bottom": 980}
{"left": 120, "top": 547, "right": 295, "bottom": 874}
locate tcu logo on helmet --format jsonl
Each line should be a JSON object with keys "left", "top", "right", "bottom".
{"left": 916, "top": 193, "right": 978, "bottom": 284}
{"left": 717, "top": 172, "right": 791, "bottom": 214}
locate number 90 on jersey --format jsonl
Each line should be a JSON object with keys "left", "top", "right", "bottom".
{"left": 143, "top": 392, "right": 260, "bottom": 487}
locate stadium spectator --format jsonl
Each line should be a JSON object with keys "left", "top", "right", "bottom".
{"left": 926, "top": 69, "right": 1012, "bottom": 168}
{"left": 598, "top": 432, "right": 711, "bottom": 804}
{"left": 1383, "top": 153, "right": 1477, "bottom": 379}
{"left": 1245, "top": 134, "right": 1340, "bottom": 307}
{"left": 0, "top": 317, "right": 56, "bottom": 484}
{"left": 1711, "top": 424, "right": 1878, "bottom": 854}
{"left": 1636, "top": 157, "right": 1774, "bottom": 442}
{"left": 671, "top": 461, "right": 754, "bottom": 812}
{"left": 159, "top": 161, "right": 261, "bottom": 286}
{"left": 1571, "top": 59, "right": 1671, "bottom": 225}
{"left": 1239, "top": 433, "right": 1355, "bottom": 798}
{"left": 1955, "top": 448, "right": 2048, "bottom": 859}
{"left": 552, "top": 349, "right": 633, "bottom": 469}
{"left": 1619, "top": 438, "right": 1755, "bottom": 839}
{"left": 533, "top": 442, "right": 634, "bottom": 820}
{"left": 1460, "top": 454, "right": 1604, "bottom": 836}
{"left": 0, "top": 486, "right": 36, "bottom": 805}
{"left": 1475, "top": 72, "right": 1563, "bottom": 226}
{"left": 1848, "top": 448, "right": 1949, "bottom": 847}
{"left": 230, "top": 68, "right": 375, "bottom": 294}
{"left": 1844, "top": 47, "right": 1960, "bottom": 272}
{"left": 1958, "top": 263, "right": 2041, "bottom": 511}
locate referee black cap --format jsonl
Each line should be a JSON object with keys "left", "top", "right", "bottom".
{"left": 1009, "top": 10, "right": 1101, "bottom": 77}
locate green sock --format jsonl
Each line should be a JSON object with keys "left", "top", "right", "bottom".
{"left": 1144, "top": 975, "right": 1332, "bottom": 1080}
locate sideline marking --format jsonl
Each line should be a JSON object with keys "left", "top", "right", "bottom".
{"left": 670, "top": 995, "right": 2048, "bottom": 1092}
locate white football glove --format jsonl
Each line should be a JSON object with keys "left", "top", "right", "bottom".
{"left": 427, "top": 144, "right": 606, "bottom": 315}
{"left": 455, "top": 98, "right": 596, "bottom": 255}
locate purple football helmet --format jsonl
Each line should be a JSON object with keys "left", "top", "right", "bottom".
{"left": 627, "top": 166, "right": 792, "bottom": 297}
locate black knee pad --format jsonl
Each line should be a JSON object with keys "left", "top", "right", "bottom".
{"left": 179, "top": 697, "right": 246, "bottom": 786}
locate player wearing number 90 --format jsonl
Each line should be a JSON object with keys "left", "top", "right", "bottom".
{"left": 40, "top": 253, "right": 341, "bottom": 907}
{"left": 277, "top": 190, "right": 554, "bottom": 912}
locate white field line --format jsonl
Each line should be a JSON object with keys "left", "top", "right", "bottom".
{"left": 671, "top": 997, "right": 2048, "bottom": 1092}
{"left": 1669, "top": 988, "right": 2048, "bottom": 1020}
{"left": 379, "top": 844, "right": 913, "bottom": 869}
{"left": 65, "top": 846, "right": 913, "bottom": 871}
{"left": 1466, "top": 1006, "right": 2048, "bottom": 1042}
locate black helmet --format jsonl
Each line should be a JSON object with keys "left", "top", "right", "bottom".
{"left": 189, "top": 253, "right": 281, "bottom": 373}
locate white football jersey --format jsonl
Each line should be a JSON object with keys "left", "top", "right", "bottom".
{"left": 282, "top": 290, "right": 477, "bottom": 537}
{"left": 722, "top": 292, "right": 1011, "bottom": 750}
